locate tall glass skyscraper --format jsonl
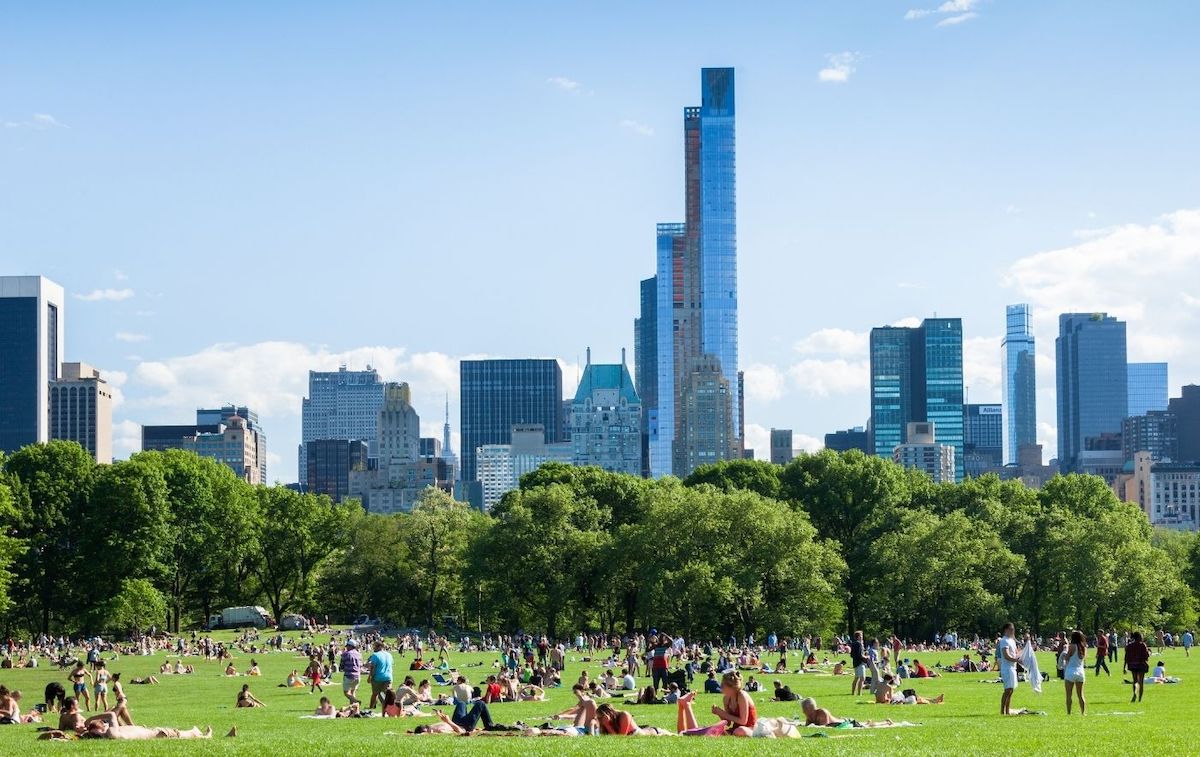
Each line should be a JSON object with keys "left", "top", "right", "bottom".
{"left": 459, "top": 359, "right": 563, "bottom": 484}
{"left": 1001, "top": 304, "right": 1037, "bottom": 465}
{"left": 640, "top": 68, "right": 740, "bottom": 478}
{"left": 299, "top": 366, "right": 385, "bottom": 486}
{"left": 869, "top": 318, "right": 965, "bottom": 481}
{"left": 1056, "top": 313, "right": 1128, "bottom": 473}
{"left": 0, "top": 276, "right": 65, "bottom": 454}
{"left": 1127, "top": 362, "right": 1168, "bottom": 418}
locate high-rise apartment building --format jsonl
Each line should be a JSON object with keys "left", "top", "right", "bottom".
{"left": 570, "top": 350, "right": 642, "bottom": 476}
{"left": 49, "top": 362, "right": 113, "bottom": 463}
{"left": 770, "top": 429, "right": 794, "bottom": 465}
{"left": 869, "top": 318, "right": 965, "bottom": 481}
{"left": 1127, "top": 363, "right": 1168, "bottom": 418}
{"left": 893, "top": 422, "right": 956, "bottom": 483}
{"left": 1148, "top": 462, "right": 1200, "bottom": 530}
{"left": 1056, "top": 313, "right": 1128, "bottom": 473}
{"left": 1001, "top": 304, "right": 1037, "bottom": 466}
{"left": 1122, "top": 411, "right": 1178, "bottom": 463}
{"left": 964, "top": 403, "right": 1003, "bottom": 477}
{"left": 299, "top": 367, "right": 385, "bottom": 486}
{"left": 0, "top": 275, "right": 64, "bottom": 454}
{"left": 476, "top": 424, "right": 573, "bottom": 511}
{"left": 1170, "top": 385, "right": 1200, "bottom": 464}
{"left": 459, "top": 359, "right": 563, "bottom": 484}
{"left": 306, "top": 439, "right": 369, "bottom": 503}
{"left": 639, "top": 68, "right": 740, "bottom": 479}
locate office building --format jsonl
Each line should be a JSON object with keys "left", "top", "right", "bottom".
{"left": 419, "top": 437, "right": 442, "bottom": 459}
{"left": 1121, "top": 451, "right": 1154, "bottom": 517}
{"left": 770, "top": 429, "right": 794, "bottom": 465}
{"left": 378, "top": 382, "right": 420, "bottom": 466}
{"left": 634, "top": 276, "right": 657, "bottom": 477}
{"left": 459, "top": 359, "right": 563, "bottom": 484}
{"left": 964, "top": 403, "right": 1004, "bottom": 478}
{"left": 570, "top": 350, "right": 642, "bottom": 475}
{"left": 825, "top": 427, "right": 869, "bottom": 454}
{"left": 1127, "top": 362, "right": 1168, "bottom": 418}
{"left": 1016, "top": 444, "right": 1056, "bottom": 489}
{"left": 299, "top": 367, "right": 385, "bottom": 486}
{"left": 641, "top": 68, "right": 741, "bottom": 479}
{"left": 1001, "top": 304, "right": 1037, "bottom": 466}
{"left": 1148, "top": 462, "right": 1200, "bottom": 531}
{"left": 306, "top": 439, "right": 369, "bottom": 503}
{"left": 1122, "top": 411, "right": 1178, "bottom": 463}
{"left": 0, "top": 275, "right": 64, "bottom": 453}
{"left": 143, "top": 409, "right": 266, "bottom": 484}
{"left": 869, "top": 318, "right": 965, "bottom": 481}
{"left": 476, "top": 424, "right": 573, "bottom": 511}
{"left": 1170, "top": 385, "right": 1200, "bottom": 463}
{"left": 1056, "top": 313, "right": 1128, "bottom": 473}
{"left": 49, "top": 362, "right": 113, "bottom": 463}
{"left": 893, "top": 422, "right": 956, "bottom": 483}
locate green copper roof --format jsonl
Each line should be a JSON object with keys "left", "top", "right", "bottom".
{"left": 574, "top": 363, "right": 640, "bottom": 405}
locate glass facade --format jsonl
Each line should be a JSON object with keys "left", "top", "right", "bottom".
{"left": 299, "top": 367, "right": 385, "bottom": 486}
{"left": 869, "top": 327, "right": 913, "bottom": 459}
{"left": 0, "top": 297, "right": 38, "bottom": 453}
{"left": 964, "top": 403, "right": 1004, "bottom": 476}
{"left": 1056, "top": 313, "right": 1128, "bottom": 473}
{"left": 1127, "top": 362, "right": 1168, "bottom": 418}
{"left": 459, "top": 359, "right": 563, "bottom": 483}
{"left": 306, "top": 438, "right": 369, "bottom": 503}
{"left": 651, "top": 223, "right": 684, "bottom": 478}
{"left": 1169, "top": 386, "right": 1200, "bottom": 464}
{"left": 920, "top": 318, "right": 965, "bottom": 481}
{"left": 1001, "top": 304, "right": 1037, "bottom": 465}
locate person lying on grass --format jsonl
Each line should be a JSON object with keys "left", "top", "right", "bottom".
{"left": 57, "top": 697, "right": 134, "bottom": 735}
{"left": 314, "top": 696, "right": 361, "bottom": 718}
{"left": 410, "top": 701, "right": 515, "bottom": 734}
{"left": 874, "top": 675, "right": 944, "bottom": 705}
{"left": 40, "top": 723, "right": 232, "bottom": 740}
{"left": 800, "top": 697, "right": 894, "bottom": 728}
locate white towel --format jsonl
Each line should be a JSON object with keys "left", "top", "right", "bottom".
{"left": 1021, "top": 640, "right": 1042, "bottom": 694}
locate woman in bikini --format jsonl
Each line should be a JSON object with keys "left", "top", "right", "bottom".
{"left": 110, "top": 673, "right": 133, "bottom": 725}
{"left": 69, "top": 661, "right": 93, "bottom": 711}
{"left": 676, "top": 671, "right": 757, "bottom": 736}
{"left": 93, "top": 661, "right": 111, "bottom": 712}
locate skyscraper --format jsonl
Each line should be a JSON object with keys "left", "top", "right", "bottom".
{"left": 299, "top": 366, "right": 385, "bottom": 486}
{"left": 1001, "top": 304, "right": 1037, "bottom": 466}
{"left": 50, "top": 362, "right": 113, "bottom": 463}
{"left": 634, "top": 276, "right": 658, "bottom": 477}
{"left": 825, "top": 427, "right": 869, "bottom": 453}
{"left": 770, "top": 429, "right": 794, "bottom": 465}
{"left": 0, "top": 275, "right": 64, "bottom": 454}
{"left": 964, "top": 403, "right": 1003, "bottom": 477}
{"left": 642, "top": 68, "right": 740, "bottom": 478}
{"left": 869, "top": 318, "right": 965, "bottom": 481}
{"left": 306, "top": 439, "right": 369, "bottom": 503}
{"left": 1056, "top": 313, "right": 1128, "bottom": 473}
{"left": 1170, "top": 385, "right": 1200, "bottom": 464}
{"left": 570, "top": 349, "right": 642, "bottom": 476}
{"left": 1127, "top": 362, "right": 1168, "bottom": 418}
{"left": 198, "top": 405, "right": 267, "bottom": 482}
{"left": 377, "top": 382, "right": 420, "bottom": 466}
{"left": 143, "top": 407, "right": 266, "bottom": 483}
{"left": 459, "top": 359, "right": 563, "bottom": 484}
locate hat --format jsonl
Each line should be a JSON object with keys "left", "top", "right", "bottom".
{"left": 346, "top": 639, "right": 358, "bottom": 648}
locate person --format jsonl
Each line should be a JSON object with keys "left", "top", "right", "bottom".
{"left": 78, "top": 721, "right": 217, "bottom": 740}
{"left": 801, "top": 696, "right": 893, "bottom": 728}
{"left": 621, "top": 668, "right": 636, "bottom": 691}
{"left": 997, "top": 623, "right": 1021, "bottom": 716}
{"left": 44, "top": 681, "right": 66, "bottom": 713}
{"left": 69, "top": 661, "right": 93, "bottom": 711}
{"left": 93, "top": 660, "right": 111, "bottom": 711}
{"left": 224, "top": 662, "right": 238, "bottom": 676}
{"left": 649, "top": 634, "right": 672, "bottom": 694}
{"left": 339, "top": 639, "right": 363, "bottom": 704}
{"left": 452, "top": 675, "right": 472, "bottom": 704}
{"left": 677, "top": 672, "right": 757, "bottom": 737}
{"left": 1184, "top": 629, "right": 1194, "bottom": 658}
{"left": 366, "top": 641, "right": 393, "bottom": 709}
{"left": 1150, "top": 660, "right": 1167, "bottom": 681}
{"left": 703, "top": 671, "right": 721, "bottom": 694}
{"left": 315, "top": 696, "right": 336, "bottom": 716}
{"left": 306, "top": 656, "right": 324, "bottom": 694}
{"left": 247, "top": 660, "right": 261, "bottom": 676}
{"left": 1124, "top": 630, "right": 1151, "bottom": 703}
{"left": 874, "top": 674, "right": 943, "bottom": 705}
{"left": 1064, "top": 630, "right": 1087, "bottom": 715}
{"left": 849, "top": 631, "right": 866, "bottom": 696}
{"left": 236, "top": 684, "right": 266, "bottom": 708}
{"left": 912, "top": 659, "right": 938, "bottom": 678}
{"left": 1094, "top": 630, "right": 1111, "bottom": 676}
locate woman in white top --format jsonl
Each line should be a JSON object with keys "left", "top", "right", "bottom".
{"left": 1063, "top": 630, "right": 1087, "bottom": 715}
{"left": 997, "top": 623, "right": 1021, "bottom": 716}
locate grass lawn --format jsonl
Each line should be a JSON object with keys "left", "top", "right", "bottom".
{"left": 0, "top": 631, "right": 1193, "bottom": 755}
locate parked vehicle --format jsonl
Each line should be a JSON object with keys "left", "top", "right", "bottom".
{"left": 279, "top": 614, "right": 309, "bottom": 631}
{"left": 207, "top": 606, "right": 273, "bottom": 629}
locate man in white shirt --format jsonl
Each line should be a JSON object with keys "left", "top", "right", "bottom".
{"left": 621, "top": 668, "right": 636, "bottom": 690}
{"left": 997, "top": 623, "right": 1021, "bottom": 715}
{"left": 452, "top": 676, "right": 473, "bottom": 704}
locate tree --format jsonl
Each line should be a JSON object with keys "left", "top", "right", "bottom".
{"left": 402, "top": 488, "right": 481, "bottom": 628}
{"left": 254, "top": 488, "right": 355, "bottom": 621}
{"left": 0, "top": 471, "right": 26, "bottom": 618}
{"left": 316, "top": 508, "right": 412, "bottom": 624}
{"left": 4, "top": 441, "right": 94, "bottom": 632}
{"left": 684, "top": 459, "right": 782, "bottom": 500}
{"left": 102, "top": 579, "right": 168, "bottom": 635}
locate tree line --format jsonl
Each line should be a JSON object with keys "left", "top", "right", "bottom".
{"left": 0, "top": 441, "right": 1197, "bottom": 641}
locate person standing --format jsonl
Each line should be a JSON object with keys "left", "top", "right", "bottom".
{"left": 366, "top": 641, "right": 393, "bottom": 710}
{"left": 1094, "top": 630, "right": 1110, "bottom": 676}
{"left": 1124, "top": 631, "right": 1151, "bottom": 703}
{"left": 1063, "top": 630, "right": 1087, "bottom": 715}
{"left": 849, "top": 631, "right": 866, "bottom": 696}
{"left": 1108, "top": 630, "right": 1118, "bottom": 664}
{"left": 339, "top": 639, "right": 362, "bottom": 704}
{"left": 1183, "top": 629, "right": 1193, "bottom": 658}
{"left": 997, "top": 623, "right": 1021, "bottom": 716}
{"left": 649, "top": 634, "right": 671, "bottom": 694}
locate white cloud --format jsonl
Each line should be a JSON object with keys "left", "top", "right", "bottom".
{"left": 113, "top": 419, "right": 141, "bottom": 462}
{"left": 742, "top": 363, "right": 787, "bottom": 402}
{"left": 937, "top": 12, "right": 978, "bottom": 26}
{"left": 787, "top": 359, "right": 870, "bottom": 397}
{"left": 547, "top": 76, "right": 582, "bottom": 93}
{"left": 75, "top": 288, "right": 134, "bottom": 302}
{"left": 794, "top": 328, "right": 868, "bottom": 357}
{"left": 744, "top": 423, "right": 823, "bottom": 461}
{"left": 618, "top": 119, "right": 654, "bottom": 137}
{"left": 115, "top": 331, "right": 148, "bottom": 343}
{"left": 818, "top": 52, "right": 861, "bottom": 83}
{"left": 890, "top": 316, "right": 923, "bottom": 328}
{"left": 963, "top": 335, "right": 1002, "bottom": 402}
{"left": 4, "top": 113, "right": 67, "bottom": 129}
{"left": 101, "top": 368, "right": 127, "bottom": 408}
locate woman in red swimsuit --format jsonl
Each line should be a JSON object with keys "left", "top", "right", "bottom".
{"left": 677, "top": 671, "right": 758, "bottom": 737}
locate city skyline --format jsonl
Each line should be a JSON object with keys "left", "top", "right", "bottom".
{"left": 5, "top": 3, "right": 1200, "bottom": 481}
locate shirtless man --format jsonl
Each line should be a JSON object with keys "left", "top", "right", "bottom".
{"left": 81, "top": 721, "right": 216, "bottom": 740}
{"left": 874, "top": 674, "right": 944, "bottom": 705}
{"left": 801, "top": 697, "right": 894, "bottom": 728}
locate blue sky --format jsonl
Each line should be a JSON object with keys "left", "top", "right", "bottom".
{"left": 4, "top": 1, "right": 1200, "bottom": 481}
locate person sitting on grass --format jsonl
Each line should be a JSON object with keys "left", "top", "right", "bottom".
{"left": 745, "top": 676, "right": 761, "bottom": 693}
{"left": 627, "top": 685, "right": 663, "bottom": 705}
{"left": 247, "top": 660, "right": 261, "bottom": 677}
{"left": 911, "top": 659, "right": 939, "bottom": 678}
{"left": 236, "top": 684, "right": 266, "bottom": 708}
{"left": 772, "top": 680, "right": 798, "bottom": 702}
{"left": 224, "top": 662, "right": 238, "bottom": 677}
{"left": 519, "top": 684, "right": 545, "bottom": 702}
{"left": 175, "top": 660, "right": 193, "bottom": 675}
{"left": 664, "top": 682, "right": 681, "bottom": 703}
{"left": 315, "top": 696, "right": 336, "bottom": 716}
{"left": 620, "top": 668, "right": 636, "bottom": 691}
{"left": 832, "top": 660, "right": 847, "bottom": 676}
{"left": 285, "top": 670, "right": 304, "bottom": 688}
{"left": 587, "top": 682, "right": 611, "bottom": 698}
{"left": 416, "top": 680, "right": 433, "bottom": 703}
{"left": 874, "top": 674, "right": 943, "bottom": 705}
{"left": 703, "top": 671, "right": 722, "bottom": 694}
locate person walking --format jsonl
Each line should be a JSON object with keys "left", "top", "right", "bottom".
{"left": 1183, "top": 629, "right": 1193, "bottom": 658}
{"left": 1094, "top": 630, "right": 1110, "bottom": 676}
{"left": 1124, "top": 631, "right": 1151, "bottom": 703}
{"left": 1063, "top": 630, "right": 1087, "bottom": 715}
{"left": 366, "top": 641, "right": 393, "bottom": 710}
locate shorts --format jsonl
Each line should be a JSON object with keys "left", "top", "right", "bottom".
{"left": 1065, "top": 669, "right": 1085, "bottom": 684}
{"left": 1129, "top": 662, "right": 1149, "bottom": 674}
{"left": 1000, "top": 667, "right": 1017, "bottom": 690}
{"left": 854, "top": 664, "right": 867, "bottom": 678}
{"left": 342, "top": 677, "right": 360, "bottom": 692}
{"left": 73, "top": 684, "right": 86, "bottom": 695}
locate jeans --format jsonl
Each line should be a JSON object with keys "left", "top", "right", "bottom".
{"left": 1095, "top": 655, "right": 1110, "bottom": 675}
{"left": 652, "top": 667, "right": 669, "bottom": 692}
{"left": 453, "top": 700, "right": 495, "bottom": 731}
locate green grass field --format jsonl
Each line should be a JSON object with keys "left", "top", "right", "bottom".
{"left": 0, "top": 631, "right": 1193, "bottom": 755}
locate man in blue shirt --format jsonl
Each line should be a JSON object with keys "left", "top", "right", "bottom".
{"left": 366, "top": 641, "right": 393, "bottom": 710}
